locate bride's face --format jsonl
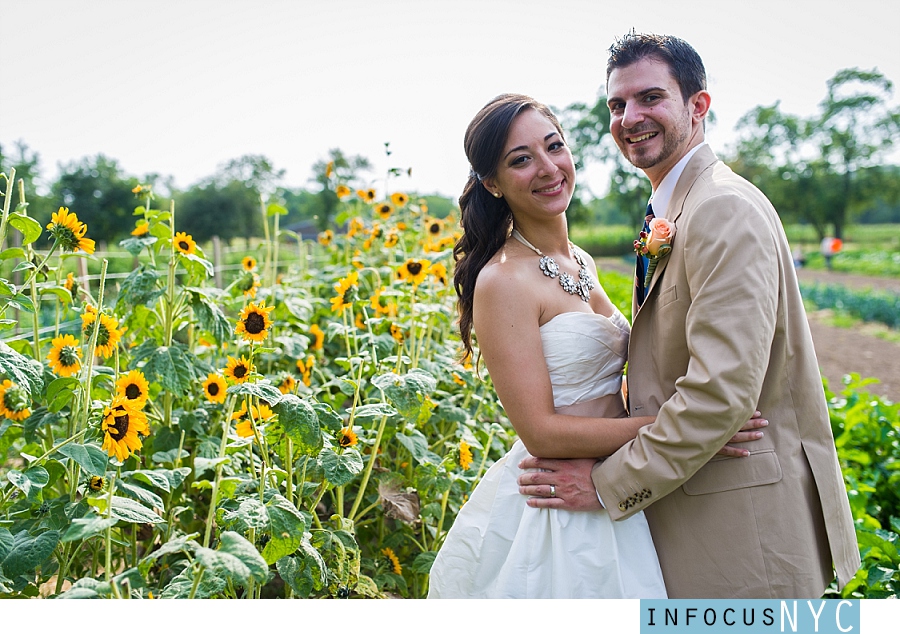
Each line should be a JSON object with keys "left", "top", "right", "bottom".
{"left": 483, "top": 108, "right": 575, "bottom": 222}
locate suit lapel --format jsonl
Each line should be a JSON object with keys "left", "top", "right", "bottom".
{"left": 641, "top": 146, "right": 719, "bottom": 303}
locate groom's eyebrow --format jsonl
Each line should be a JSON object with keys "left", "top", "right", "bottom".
{"left": 504, "top": 132, "right": 559, "bottom": 159}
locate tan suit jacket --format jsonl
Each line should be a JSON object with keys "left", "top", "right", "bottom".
{"left": 592, "top": 145, "right": 860, "bottom": 598}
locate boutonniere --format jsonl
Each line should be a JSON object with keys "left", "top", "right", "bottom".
{"left": 634, "top": 217, "right": 677, "bottom": 287}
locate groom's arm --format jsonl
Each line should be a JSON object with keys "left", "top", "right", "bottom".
{"left": 592, "top": 188, "right": 778, "bottom": 520}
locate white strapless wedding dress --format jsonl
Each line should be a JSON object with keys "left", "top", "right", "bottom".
{"left": 428, "top": 310, "right": 667, "bottom": 599}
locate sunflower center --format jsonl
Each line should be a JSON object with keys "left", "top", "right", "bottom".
{"left": 207, "top": 382, "right": 220, "bottom": 396}
{"left": 109, "top": 412, "right": 130, "bottom": 440}
{"left": 178, "top": 240, "right": 190, "bottom": 251}
{"left": 234, "top": 365, "right": 248, "bottom": 379}
{"left": 406, "top": 262, "right": 423, "bottom": 276}
{"left": 429, "top": 223, "right": 440, "bottom": 234}
{"left": 244, "top": 312, "right": 266, "bottom": 335}
{"left": 60, "top": 346, "right": 80, "bottom": 366}
{"left": 95, "top": 324, "right": 111, "bottom": 347}
{"left": 3, "top": 386, "right": 28, "bottom": 412}
{"left": 125, "top": 384, "right": 142, "bottom": 399}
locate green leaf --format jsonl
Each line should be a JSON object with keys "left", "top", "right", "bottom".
{"left": 275, "top": 394, "right": 322, "bottom": 456}
{"left": 1, "top": 530, "right": 59, "bottom": 578}
{"left": 8, "top": 212, "right": 43, "bottom": 245}
{"left": 38, "top": 284, "right": 75, "bottom": 304}
{"left": 395, "top": 429, "right": 442, "bottom": 465}
{"left": 125, "top": 469, "right": 172, "bottom": 493}
{"left": 319, "top": 448, "right": 363, "bottom": 487}
{"left": 411, "top": 550, "right": 437, "bottom": 574}
{"left": 0, "top": 340, "right": 44, "bottom": 400}
{"left": 180, "top": 252, "right": 215, "bottom": 278}
{"left": 218, "top": 497, "right": 269, "bottom": 533}
{"left": 312, "top": 402, "right": 343, "bottom": 432}
{"left": 57, "top": 443, "right": 109, "bottom": 477}
{"left": 61, "top": 515, "right": 118, "bottom": 543}
{"left": 227, "top": 380, "right": 283, "bottom": 405}
{"left": 107, "top": 496, "right": 164, "bottom": 524}
{"left": 267, "top": 203, "right": 288, "bottom": 216}
{"left": 372, "top": 369, "right": 436, "bottom": 419}
{"left": 262, "top": 494, "right": 307, "bottom": 564}
{"left": 6, "top": 466, "right": 49, "bottom": 498}
{"left": 116, "top": 265, "right": 165, "bottom": 310}
{"left": 0, "top": 528, "right": 13, "bottom": 562}
{"left": 133, "top": 342, "right": 199, "bottom": 397}
{"left": 160, "top": 564, "right": 226, "bottom": 599}
{"left": 118, "top": 235, "right": 158, "bottom": 256}
{"left": 116, "top": 479, "right": 165, "bottom": 510}
{"left": 195, "top": 531, "right": 268, "bottom": 586}
{"left": 351, "top": 402, "right": 398, "bottom": 420}
{"left": 0, "top": 247, "right": 26, "bottom": 261}
{"left": 189, "top": 289, "right": 232, "bottom": 346}
{"left": 45, "top": 377, "right": 81, "bottom": 412}
{"left": 140, "top": 533, "right": 200, "bottom": 563}
{"left": 7, "top": 293, "right": 36, "bottom": 313}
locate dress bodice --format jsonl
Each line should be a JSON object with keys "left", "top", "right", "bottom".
{"left": 539, "top": 309, "right": 630, "bottom": 409}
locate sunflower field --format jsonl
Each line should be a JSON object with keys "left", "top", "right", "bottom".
{"left": 0, "top": 167, "right": 523, "bottom": 599}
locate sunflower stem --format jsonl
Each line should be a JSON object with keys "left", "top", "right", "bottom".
{"left": 348, "top": 410, "right": 389, "bottom": 522}
{"left": 432, "top": 487, "right": 452, "bottom": 551}
{"left": 104, "top": 468, "right": 118, "bottom": 583}
{"left": 204, "top": 396, "right": 237, "bottom": 549}
{"left": 0, "top": 167, "right": 15, "bottom": 240}
{"left": 76, "top": 258, "right": 108, "bottom": 439}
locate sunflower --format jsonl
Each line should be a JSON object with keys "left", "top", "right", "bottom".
{"left": 458, "top": 440, "right": 473, "bottom": 470}
{"left": 88, "top": 475, "right": 107, "bottom": 492}
{"left": 173, "top": 231, "right": 196, "bottom": 255}
{"left": 309, "top": 324, "right": 325, "bottom": 350}
{"left": 351, "top": 249, "right": 364, "bottom": 269}
{"left": 390, "top": 323, "right": 405, "bottom": 344}
{"left": 384, "top": 229, "right": 399, "bottom": 248}
{"left": 47, "top": 334, "right": 82, "bottom": 377}
{"left": 396, "top": 258, "right": 431, "bottom": 286}
{"left": 81, "top": 306, "right": 125, "bottom": 358}
{"left": 330, "top": 270, "right": 359, "bottom": 313}
{"left": 101, "top": 396, "right": 150, "bottom": 462}
{"left": 425, "top": 217, "right": 445, "bottom": 237}
{"left": 64, "top": 272, "right": 76, "bottom": 292}
{"left": 430, "top": 262, "right": 449, "bottom": 285}
{"left": 237, "top": 271, "right": 260, "bottom": 298}
{"left": 347, "top": 217, "right": 365, "bottom": 238}
{"left": 116, "top": 370, "right": 150, "bottom": 407}
{"left": 131, "top": 222, "right": 150, "bottom": 237}
{"left": 325, "top": 161, "right": 334, "bottom": 178}
{"left": 357, "top": 188, "right": 377, "bottom": 203}
{"left": 46, "top": 207, "right": 95, "bottom": 254}
{"left": 374, "top": 203, "right": 393, "bottom": 220}
{"left": 335, "top": 184, "right": 352, "bottom": 199}
{"left": 0, "top": 380, "right": 31, "bottom": 421}
{"left": 276, "top": 372, "right": 296, "bottom": 394}
{"left": 224, "top": 355, "right": 255, "bottom": 383}
{"left": 203, "top": 373, "right": 228, "bottom": 403}
{"left": 390, "top": 192, "right": 409, "bottom": 207}
{"left": 235, "top": 300, "right": 275, "bottom": 343}
{"left": 131, "top": 185, "right": 144, "bottom": 194}
{"left": 241, "top": 256, "right": 257, "bottom": 271}
{"left": 337, "top": 426, "right": 358, "bottom": 448}
{"left": 452, "top": 372, "right": 466, "bottom": 387}
{"left": 296, "top": 355, "right": 316, "bottom": 386}
{"left": 252, "top": 402, "right": 275, "bottom": 421}
{"left": 317, "top": 230, "right": 334, "bottom": 246}
{"left": 381, "top": 547, "right": 402, "bottom": 575}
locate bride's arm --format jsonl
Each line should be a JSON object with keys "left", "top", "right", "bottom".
{"left": 473, "top": 264, "right": 651, "bottom": 459}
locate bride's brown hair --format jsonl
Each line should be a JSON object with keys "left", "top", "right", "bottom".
{"left": 453, "top": 94, "right": 565, "bottom": 362}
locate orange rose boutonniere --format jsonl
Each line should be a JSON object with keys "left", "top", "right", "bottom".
{"left": 634, "top": 217, "right": 676, "bottom": 287}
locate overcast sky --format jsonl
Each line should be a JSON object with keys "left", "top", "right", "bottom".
{"left": 2, "top": 0, "right": 898, "bottom": 200}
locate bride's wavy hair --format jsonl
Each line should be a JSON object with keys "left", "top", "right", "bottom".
{"left": 453, "top": 93, "right": 565, "bottom": 362}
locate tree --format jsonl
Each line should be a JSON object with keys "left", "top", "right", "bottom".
{"left": 728, "top": 68, "right": 900, "bottom": 239}
{"left": 0, "top": 141, "right": 53, "bottom": 222}
{"left": 561, "top": 93, "right": 650, "bottom": 227}
{"left": 308, "top": 148, "right": 372, "bottom": 230}
{"left": 178, "top": 180, "right": 261, "bottom": 244}
{"left": 51, "top": 155, "right": 138, "bottom": 245}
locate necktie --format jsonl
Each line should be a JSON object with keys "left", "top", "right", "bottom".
{"left": 636, "top": 202, "right": 655, "bottom": 307}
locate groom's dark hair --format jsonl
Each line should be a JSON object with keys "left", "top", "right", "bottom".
{"left": 606, "top": 32, "right": 707, "bottom": 102}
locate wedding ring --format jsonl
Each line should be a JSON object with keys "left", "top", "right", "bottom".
{"left": 549, "top": 484, "right": 556, "bottom": 498}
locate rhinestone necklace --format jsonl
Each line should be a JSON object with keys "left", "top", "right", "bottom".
{"left": 511, "top": 229, "right": 594, "bottom": 302}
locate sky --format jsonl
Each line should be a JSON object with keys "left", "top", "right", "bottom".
{"left": 2, "top": 0, "right": 899, "bottom": 201}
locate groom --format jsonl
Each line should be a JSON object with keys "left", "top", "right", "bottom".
{"left": 518, "top": 33, "right": 860, "bottom": 598}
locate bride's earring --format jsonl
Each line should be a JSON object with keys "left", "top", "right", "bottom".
{"left": 493, "top": 191, "right": 502, "bottom": 198}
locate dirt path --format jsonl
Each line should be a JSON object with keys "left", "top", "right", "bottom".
{"left": 596, "top": 258, "right": 900, "bottom": 403}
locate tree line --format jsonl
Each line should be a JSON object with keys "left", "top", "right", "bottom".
{"left": 2, "top": 67, "right": 899, "bottom": 245}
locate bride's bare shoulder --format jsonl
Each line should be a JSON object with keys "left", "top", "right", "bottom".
{"left": 473, "top": 244, "right": 534, "bottom": 307}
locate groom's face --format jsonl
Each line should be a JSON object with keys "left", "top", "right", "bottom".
{"left": 606, "top": 58, "right": 695, "bottom": 184}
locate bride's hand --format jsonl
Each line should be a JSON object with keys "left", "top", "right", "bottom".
{"left": 717, "top": 411, "right": 768, "bottom": 458}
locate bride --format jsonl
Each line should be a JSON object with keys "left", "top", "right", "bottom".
{"left": 427, "top": 94, "right": 762, "bottom": 599}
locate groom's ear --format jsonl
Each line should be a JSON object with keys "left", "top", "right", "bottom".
{"left": 690, "top": 90, "right": 712, "bottom": 124}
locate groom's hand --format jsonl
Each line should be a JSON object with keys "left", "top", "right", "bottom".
{"left": 517, "top": 457, "right": 603, "bottom": 511}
